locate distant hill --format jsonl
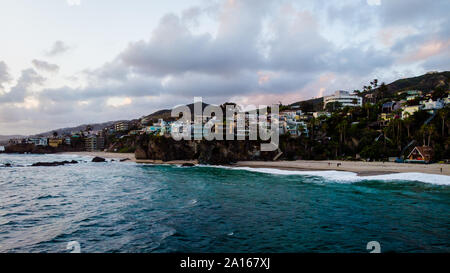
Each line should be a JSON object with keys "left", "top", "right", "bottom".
{"left": 384, "top": 71, "right": 450, "bottom": 95}
{"left": 289, "top": 71, "right": 450, "bottom": 111}
{"left": 30, "top": 120, "right": 126, "bottom": 137}
{"left": 290, "top": 97, "right": 324, "bottom": 112}
{"left": 142, "top": 102, "right": 210, "bottom": 123}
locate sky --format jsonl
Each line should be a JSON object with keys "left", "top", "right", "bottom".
{"left": 0, "top": 0, "right": 449, "bottom": 135}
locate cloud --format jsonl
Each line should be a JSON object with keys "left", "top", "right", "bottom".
{"left": 0, "top": 68, "right": 45, "bottom": 103}
{"left": 32, "top": 59, "right": 60, "bottom": 73}
{"left": 45, "top": 41, "right": 71, "bottom": 57}
{"left": 1, "top": 0, "right": 449, "bottom": 135}
{"left": 67, "top": 0, "right": 81, "bottom": 6}
{"left": 367, "top": 0, "right": 381, "bottom": 6}
{"left": 0, "top": 61, "right": 12, "bottom": 91}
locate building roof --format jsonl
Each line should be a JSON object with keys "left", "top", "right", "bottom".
{"left": 382, "top": 102, "right": 395, "bottom": 108}
{"left": 407, "top": 146, "right": 434, "bottom": 161}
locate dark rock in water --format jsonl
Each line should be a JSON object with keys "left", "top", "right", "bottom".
{"left": 181, "top": 163, "right": 195, "bottom": 167}
{"left": 3, "top": 163, "right": 12, "bottom": 167}
{"left": 111, "top": 159, "right": 115, "bottom": 162}
{"left": 120, "top": 158, "right": 130, "bottom": 162}
{"left": 31, "top": 160, "right": 78, "bottom": 167}
{"left": 92, "top": 157, "right": 106, "bottom": 162}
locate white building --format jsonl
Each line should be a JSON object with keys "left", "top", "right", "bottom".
{"left": 402, "top": 105, "right": 424, "bottom": 119}
{"left": 323, "top": 90, "right": 362, "bottom": 109}
{"left": 27, "top": 137, "right": 48, "bottom": 146}
{"left": 421, "top": 98, "right": 445, "bottom": 111}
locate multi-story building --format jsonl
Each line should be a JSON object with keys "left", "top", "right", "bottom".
{"left": 9, "top": 139, "right": 24, "bottom": 145}
{"left": 323, "top": 90, "right": 362, "bottom": 109}
{"left": 114, "top": 121, "right": 129, "bottom": 132}
{"left": 421, "top": 98, "right": 445, "bottom": 112}
{"left": 27, "top": 137, "right": 48, "bottom": 146}
{"left": 402, "top": 105, "right": 424, "bottom": 119}
{"left": 48, "top": 138, "right": 63, "bottom": 148}
{"left": 84, "top": 135, "right": 97, "bottom": 151}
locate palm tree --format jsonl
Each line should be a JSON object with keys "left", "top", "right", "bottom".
{"left": 438, "top": 108, "right": 448, "bottom": 137}
{"left": 85, "top": 125, "right": 93, "bottom": 135}
{"left": 403, "top": 117, "right": 412, "bottom": 138}
{"left": 426, "top": 124, "right": 436, "bottom": 146}
{"left": 420, "top": 124, "right": 427, "bottom": 146}
{"left": 336, "top": 120, "right": 348, "bottom": 155}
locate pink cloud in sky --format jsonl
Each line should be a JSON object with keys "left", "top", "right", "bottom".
{"left": 401, "top": 39, "right": 450, "bottom": 63}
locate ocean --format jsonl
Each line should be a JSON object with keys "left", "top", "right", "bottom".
{"left": 0, "top": 153, "right": 449, "bottom": 253}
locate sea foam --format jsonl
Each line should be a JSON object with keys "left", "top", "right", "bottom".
{"left": 203, "top": 165, "right": 450, "bottom": 186}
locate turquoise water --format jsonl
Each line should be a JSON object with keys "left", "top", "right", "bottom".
{"left": 0, "top": 153, "right": 449, "bottom": 253}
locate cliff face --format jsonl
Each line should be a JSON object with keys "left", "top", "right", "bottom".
{"left": 134, "top": 135, "right": 302, "bottom": 164}
{"left": 135, "top": 136, "right": 196, "bottom": 161}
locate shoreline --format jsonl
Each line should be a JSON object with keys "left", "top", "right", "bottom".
{"left": 59, "top": 152, "right": 450, "bottom": 176}
{"left": 234, "top": 160, "right": 450, "bottom": 176}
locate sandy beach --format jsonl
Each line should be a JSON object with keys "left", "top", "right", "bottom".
{"left": 61, "top": 151, "right": 450, "bottom": 176}
{"left": 235, "top": 160, "right": 450, "bottom": 176}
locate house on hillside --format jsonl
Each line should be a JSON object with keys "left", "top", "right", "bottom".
{"left": 402, "top": 105, "right": 424, "bottom": 119}
{"left": 406, "top": 146, "right": 434, "bottom": 164}
{"left": 27, "top": 137, "right": 48, "bottom": 146}
{"left": 48, "top": 138, "right": 63, "bottom": 148}
{"left": 323, "top": 90, "right": 362, "bottom": 109}
{"left": 382, "top": 101, "right": 401, "bottom": 113}
{"left": 421, "top": 98, "right": 445, "bottom": 113}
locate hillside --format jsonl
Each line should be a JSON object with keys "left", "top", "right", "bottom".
{"left": 31, "top": 120, "right": 126, "bottom": 137}
{"left": 290, "top": 97, "right": 324, "bottom": 112}
{"left": 290, "top": 71, "right": 450, "bottom": 110}
{"left": 13, "top": 71, "right": 449, "bottom": 140}
{"left": 142, "top": 102, "right": 210, "bottom": 123}
{"left": 385, "top": 71, "right": 450, "bottom": 94}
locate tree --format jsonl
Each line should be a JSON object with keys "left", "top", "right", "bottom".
{"left": 403, "top": 117, "right": 412, "bottom": 138}
{"left": 420, "top": 124, "right": 436, "bottom": 146}
{"left": 377, "top": 82, "right": 388, "bottom": 100}
{"left": 325, "top": 101, "right": 342, "bottom": 112}
{"left": 370, "top": 79, "right": 378, "bottom": 89}
{"left": 438, "top": 108, "right": 448, "bottom": 137}
{"left": 85, "top": 125, "right": 93, "bottom": 135}
{"left": 426, "top": 124, "right": 436, "bottom": 146}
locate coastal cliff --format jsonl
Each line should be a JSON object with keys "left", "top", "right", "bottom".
{"left": 134, "top": 135, "right": 308, "bottom": 164}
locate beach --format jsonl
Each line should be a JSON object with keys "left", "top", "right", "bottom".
{"left": 61, "top": 152, "right": 450, "bottom": 176}
{"left": 235, "top": 160, "right": 450, "bottom": 176}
